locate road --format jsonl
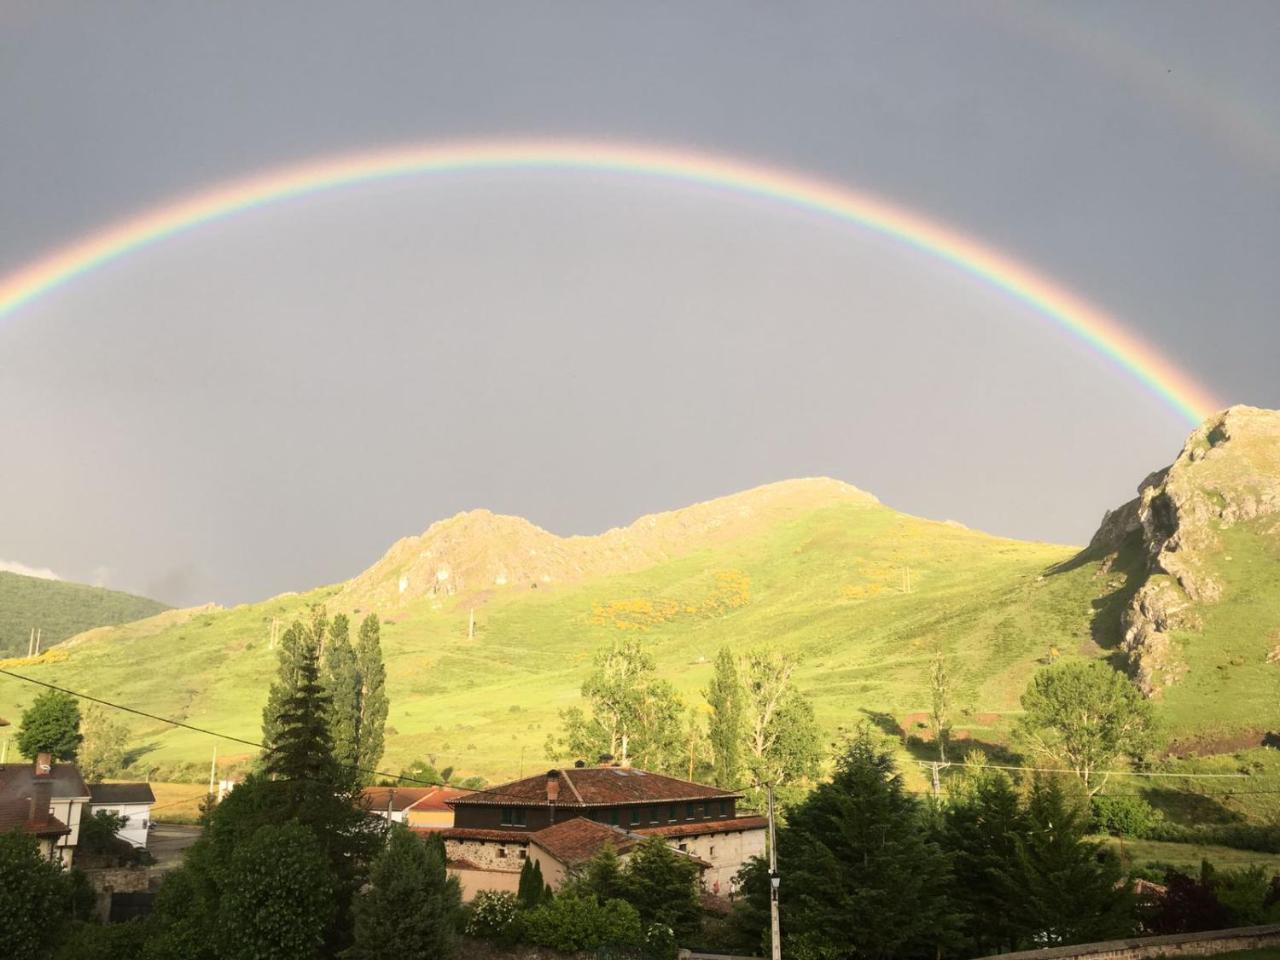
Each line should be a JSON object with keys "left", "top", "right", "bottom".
{"left": 148, "top": 822, "right": 202, "bottom": 872}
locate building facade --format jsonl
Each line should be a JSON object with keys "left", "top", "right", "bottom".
{"left": 86, "top": 782, "right": 156, "bottom": 848}
{"left": 0, "top": 754, "right": 90, "bottom": 866}
{"left": 443, "top": 765, "right": 766, "bottom": 900}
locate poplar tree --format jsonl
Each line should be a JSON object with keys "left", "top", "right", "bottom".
{"left": 705, "top": 646, "right": 744, "bottom": 788}
{"left": 355, "top": 613, "right": 389, "bottom": 784}
{"left": 324, "top": 614, "right": 361, "bottom": 784}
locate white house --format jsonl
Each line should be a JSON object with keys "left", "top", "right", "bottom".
{"left": 0, "top": 753, "right": 91, "bottom": 866}
{"left": 87, "top": 782, "right": 156, "bottom": 848}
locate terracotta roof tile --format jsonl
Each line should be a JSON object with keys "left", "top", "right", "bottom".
{"left": 451, "top": 767, "right": 739, "bottom": 808}
{"left": 634, "top": 815, "right": 768, "bottom": 839}
{"left": 528, "top": 817, "right": 641, "bottom": 865}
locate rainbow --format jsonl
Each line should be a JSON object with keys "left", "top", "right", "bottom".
{"left": 0, "top": 138, "right": 1219, "bottom": 424}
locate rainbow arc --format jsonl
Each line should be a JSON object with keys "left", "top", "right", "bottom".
{"left": 0, "top": 139, "right": 1219, "bottom": 424}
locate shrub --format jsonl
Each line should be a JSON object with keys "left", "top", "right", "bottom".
{"left": 1091, "top": 794, "right": 1162, "bottom": 838}
{"left": 523, "top": 893, "right": 643, "bottom": 952}
{"left": 465, "top": 890, "right": 519, "bottom": 941}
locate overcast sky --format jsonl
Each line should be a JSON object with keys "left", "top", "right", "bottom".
{"left": 1, "top": 2, "right": 1277, "bottom": 606}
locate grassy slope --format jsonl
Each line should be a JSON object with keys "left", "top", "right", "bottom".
{"left": 0, "top": 501, "right": 1085, "bottom": 780}
{"left": 0, "top": 571, "right": 168, "bottom": 659}
{"left": 0, "top": 494, "right": 1274, "bottom": 803}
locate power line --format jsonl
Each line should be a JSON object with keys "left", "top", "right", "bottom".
{"left": 0, "top": 667, "right": 484, "bottom": 794}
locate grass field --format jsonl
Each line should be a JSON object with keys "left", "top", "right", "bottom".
{"left": 1098, "top": 837, "right": 1280, "bottom": 876}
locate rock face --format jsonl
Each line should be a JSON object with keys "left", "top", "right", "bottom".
{"left": 1087, "top": 406, "right": 1280, "bottom": 695}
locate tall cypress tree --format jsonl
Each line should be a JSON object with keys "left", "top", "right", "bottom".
{"left": 355, "top": 614, "right": 388, "bottom": 784}
{"left": 324, "top": 614, "right": 361, "bottom": 785}
{"left": 261, "top": 621, "right": 309, "bottom": 753}
{"left": 704, "top": 646, "right": 743, "bottom": 788}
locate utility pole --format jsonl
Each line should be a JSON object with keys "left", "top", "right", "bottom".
{"left": 768, "top": 783, "right": 782, "bottom": 960}
{"left": 34, "top": 629, "right": 41, "bottom": 656}
{"left": 208, "top": 743, "right": 218, "bottom": 798}
{"left": 27, "top": 628, "right": 34, "bottom": 658}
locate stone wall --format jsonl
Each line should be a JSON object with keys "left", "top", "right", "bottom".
{"left": 82, "top": 866, "right": 152, "bottom": 922}
{"left": 973, "top": 924, "right": 1280, "bottom": 960}
{"left": 668, "top": 827, "right": 766, "bottom": 895}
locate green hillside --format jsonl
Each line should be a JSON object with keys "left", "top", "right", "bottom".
{"left": 0, "top": 409, "right": 1276, "bottom": 799}
{"left": 0, "top": 571, "right": 168, "bottom": 659}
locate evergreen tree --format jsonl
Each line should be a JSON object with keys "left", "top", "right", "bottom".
{"left": 261, "top": 621, "right": 310, "bottom": 752}
{"left": 705, "top": 646, "right": 744, "bottom": 788}
{"left": 16, "top": 689, "right": 81, "bottom": 761}
{"left": 355, "top": 614, "right": 388, "bottom": 784}
{"left": 1003, "top": 776, "right": 1134, "bottom": 945}
{"left": 943, "top": 764, "right": 1030, "bottom": 954}
{"left": 349, "top": 828, "right": 463, "bottom": 960}
{"left": 517, "top": 856, "right": 547, "bottom": 909}
{"left": 756, "top": 730, "right": 962, "bottom": 960}
{"left": 323, "top": 614, "right": 361, "bottom": 785}
{"left": 264, "top": 629, "right": 340, "bottom": 796}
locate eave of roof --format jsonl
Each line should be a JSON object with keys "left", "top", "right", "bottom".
{"left": 633, "top": 815, "right": 768, "bottom": 839}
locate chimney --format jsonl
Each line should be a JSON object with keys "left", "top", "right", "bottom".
{"left": 546, "top": 770, "right": 561, "bottom": 825}
{"left": 597, "top": 753, "right": 613, "bottom": 766}
{"left": 30, "top": 754, "right": 53, "bottom": 825}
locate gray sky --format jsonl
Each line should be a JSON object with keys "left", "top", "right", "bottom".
{"left": 1, "top": 1, "right": 1277, "bottom": 606}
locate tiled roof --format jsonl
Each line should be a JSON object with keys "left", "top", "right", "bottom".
{"left": 451, "top": 767, "right": 739, "bottom": 808}
{"left": 528, "top": 817, "right": 642, "bottom": 865}
{"left": 0, "top": 762, "right": 90, "bottom": 802}
{"left": 409, "top": 786, "right": 473, "bottom": 812}
{"left": 441, "top": 827, "right": 532, "bottom": 844}
{"left": 634, "top": 815, "right": 768, "bottom": 839}
{"left": 0, "top": 800, "right": 71, "bottom": 837}
{"left": 88, "top": 783, "right": 156, "bottom": 806}
{"left": 362, "top": 786, "right": 437, "bottom": 812}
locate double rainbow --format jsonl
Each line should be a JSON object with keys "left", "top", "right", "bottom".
{"left": 0, "top": 138, "right": 1219, "bottom": 424}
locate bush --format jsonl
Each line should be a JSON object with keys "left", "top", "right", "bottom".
{"left": 523, "top": 893, "right": 643, "bottom": 952}
{"left": 1145, "top": 821, "right": 1280, "bottom": 853}
{"left": 465, "top": 890, "right": 520, "bottom": 942}
{"left": 1091, "top": 795, "right": 1162, "bottom": 838}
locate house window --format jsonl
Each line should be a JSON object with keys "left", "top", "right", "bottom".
{"left": 608, "top": 809, "right": 619, "bottom": 826}
{"left": 518, "top": 849, "right": 527, "bottom": 860}
{"left": 719, "top": 800, "right": 728, "bottom": 817}
{"left": 710, "top": 845, "right": 716, "bottom": 857}
{"left": 667, "top": 805, "right": 677, "bottom": 823}
{"left": 685, "top": 803, "right": 695, "bottom": 821}
{"left": 629, "top": 808, "right": 641, "bottom": 826}
{"left": 678, "top": 842, "right": 688, "bottom": 852}
{"left": 500, "top": 808, "right": 527, "bottom": 827}
{"left": 497, "top": 847, "right": 507, "bottom": 859}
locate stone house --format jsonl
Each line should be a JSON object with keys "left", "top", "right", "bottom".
{"left": 443, "top": 765, "right": 766, "bottom": 899}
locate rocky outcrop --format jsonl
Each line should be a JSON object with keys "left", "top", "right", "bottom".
{"left": 1091, "top": 406, "right": 1280, "bottom": 695}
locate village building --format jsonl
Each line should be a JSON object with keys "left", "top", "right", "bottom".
{"left": 361, "top": 784, "right": 471, "bottom": 828}
{"left": 0, "top": 753, "right": 90, "bottom": 866}
{"left": 443, "top": 764, "right": 766, "bottom": 899}
{"left": 87, "top": 782, "right": 156, "bottom": 848}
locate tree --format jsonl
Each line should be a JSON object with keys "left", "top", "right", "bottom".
{"left": 1003, "top": 776, "right": 1134, "bottom": 944}
{"left": 739, "top": 729, "right": 961, "bottom": 960}
{"left": 16, "top": 689, "right": 81, "bottom": 761}
{"left": 546, "top": 639, "right": 684, "bottom": 772}
{"left": 740, "top": 650, "right": 822, "bottom": 804}
{"left": 218, "top": 823, "right": 336, "bottom": 960}
{"left": 262, "top": 618, "right": 315, "bottom": 752}
{"left": 349, "top": 827, "right": 463, "bottom": 959}
{"left": 0, "top": 831, "right": 76, "bottom": 960}
{"left": 1016, "top": 660, "right": 1153, "bottom": 795}
{"left": 704, "top": 646, "right": 744, "bottom": 788}
{"left": 78, "top": 703, "right": 129, "bottom": 782}
{"left": 517, "top": 855, "right": 549, "bottom": 909}
{"left": 929, "top": 647, "right": 952, "bottom": 762}
{"left": 355, "top": 613, "right": 389, "bottom": 784}
{"left": 942, "top": 763, "right": 1031, "bottom": 954}
{"left": 323, "top": 614, "right": 360, "bottom": 786}
{"left": 617, "top": 837, "right": 703, "bottom": 941}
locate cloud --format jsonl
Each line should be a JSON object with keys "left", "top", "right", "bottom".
{"left": 0, "top": 559, "right": 62, "bottom": 581}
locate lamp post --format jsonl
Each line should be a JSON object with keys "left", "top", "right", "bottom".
{"left": 768, "top": 783, "right": 781, "bottom": 960}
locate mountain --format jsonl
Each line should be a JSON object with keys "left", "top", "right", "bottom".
{"left": 0, "top": 571, "right": 169, "bottom": 660}
{"left": 0, "top": 414, "right": 1276, "bottom": 789}
{"left": 1073, "top": 405, "right": 1280, "bottom": 737}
